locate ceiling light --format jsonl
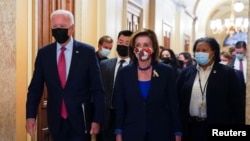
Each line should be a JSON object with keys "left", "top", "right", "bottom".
{"left": 234, "top": 1, "right": 244, "bottom": 12}
{"left": 210, "top": 0, "right": 248, "bottom": 37}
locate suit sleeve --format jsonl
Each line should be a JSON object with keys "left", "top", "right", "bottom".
{"left": 26, "top": 50, "right": 44, "bottom": 119}
{"left": 228, "top": 68, "right": 245, "bottom": 124}
{"left": 113, "top": 69, "right": 125, "bottom": 130}
{"left": 165, "top": 67, "right": 182, "bottom": 133}
{"left": 88, "top": 47, "right": 105, "bottom": 125}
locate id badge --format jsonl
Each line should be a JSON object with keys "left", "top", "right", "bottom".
{"left": 198, "top": 102, "right": 207, "bottom": 118}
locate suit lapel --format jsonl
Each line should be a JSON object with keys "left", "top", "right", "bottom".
{"left": 146, "top": 64, "right": 158, "bottom": 101}
{"left": 65, "top": 41, "right": 80, "bottom": 88}
{"left": 48, "top": 42, "right": 63, "bottom": 89}
{"left": 110, "top": 58, "right": 117, "bottom": 82}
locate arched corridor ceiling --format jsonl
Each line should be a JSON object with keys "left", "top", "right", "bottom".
{"left": 172, "top": 0, "right": 250, "bottom": 36}
{"left": 173, "top": 0, "right": 249, "bottom": 35}
{"left": 175, "top": 0, "right": 249, "bottom": 19}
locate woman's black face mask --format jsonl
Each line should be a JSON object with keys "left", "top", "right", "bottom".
{"left": 161, "top": 57, "right": 172, "bottom": 64}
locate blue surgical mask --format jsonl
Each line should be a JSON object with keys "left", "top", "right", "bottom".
{"left": 100, "top": 47, "right": 111, "bottom": 57}
{"left": 195, "top": 52, "right": 209, "bottom": 65}
{"left": 236, "top": 54, "right": 244, "bottom": 60}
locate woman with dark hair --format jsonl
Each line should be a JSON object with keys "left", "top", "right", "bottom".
{"left": 177, "top": 37, "right": 245, "bottom": 141}
{"left": 113, "top": 28, "right": 182, "bottom": 141}
{"left": 178, "top": 51, "right": 193, "bottom": 68}
{"left": 159, "top": 48, "right": 182, "bottom": 79}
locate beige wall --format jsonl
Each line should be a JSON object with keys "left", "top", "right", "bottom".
{"left": 75, "top": 0, "right": 125, "bottom": 58}
{"left": 16, "top": 0, "right": 34, "bottom": 140}
{"left": 150, "top": 0, "right": 194, "bottom": 54}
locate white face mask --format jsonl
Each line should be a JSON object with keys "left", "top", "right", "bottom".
{"left": 219, "top": 61, "right": 228, "bottom": 65}
{"left": 100, "top": 47, "right": 111, "bottom": 57}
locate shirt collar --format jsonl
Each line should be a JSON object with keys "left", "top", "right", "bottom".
{"left": 196, "top": 62, "right": 214, "bottom": 72}
{"left": 57, "top": 37, "right": 73, "bottom": 51}
{"left": 117, "top": 57, "right": 130, "bottom": 64}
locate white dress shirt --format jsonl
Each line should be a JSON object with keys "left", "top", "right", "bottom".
{"left": 189, "top": 64, "right": 213, "bottom": 117}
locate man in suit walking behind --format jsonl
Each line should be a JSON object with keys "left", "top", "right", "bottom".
{"left": 98, "top": 30, "right": 133, "bottom": 141}
{"left": 229, "top": 41, "right": 248, "bottom": 83}
{"left": 95, "top": 35, "right": 114, "bottom": 63}
{"left": 26, "top": 9, "right": 104, "bottom": 141}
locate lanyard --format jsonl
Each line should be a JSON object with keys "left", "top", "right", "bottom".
{"left": 197, "top": 71, "right": 208, "bottom": 102}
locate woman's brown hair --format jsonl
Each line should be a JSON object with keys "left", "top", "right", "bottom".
{"left": 129, "top": 28, "right": 160, "bottom": 63}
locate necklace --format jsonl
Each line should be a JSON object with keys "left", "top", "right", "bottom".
{"left": 138, "top": 65, "right": 151, "bottom": 71}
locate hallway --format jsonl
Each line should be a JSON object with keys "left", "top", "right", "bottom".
{"left": 0, "top": 0, "right": 249, "bottom": 140}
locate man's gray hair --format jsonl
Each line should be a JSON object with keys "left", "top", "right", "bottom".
{"left": 50, "top": 9, "right": 74, "bottom": 25}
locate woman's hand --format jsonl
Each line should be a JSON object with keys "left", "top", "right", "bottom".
{"left": 175, "top": 135, "right": 182, "bottom": 141}
{"left": 90, "top": 122, "right": 100, "bottom": 135}
{"left": 116, "top": 134, "right": 122, "bottom": 141}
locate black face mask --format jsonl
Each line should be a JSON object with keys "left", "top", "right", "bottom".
{"left": 52, "top": 28, "right": 69, "bottom": 44}
{"left": 161, "top": 57, "right": 172, "bottom": 64}
{"left": 178, "top": 60, "right": 184, "bottom": 67}
{"left": 116, "top": 45, "right": 129, "bottom": 57}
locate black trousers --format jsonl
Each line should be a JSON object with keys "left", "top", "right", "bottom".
{"left": 52, "top": 118, "right": 90, "bottom": 141}
{"left": 96, "top": 109, "right": 116, "bottom": 141}
{"left": 188, "top": 118, "right": 208, "bottom": 141}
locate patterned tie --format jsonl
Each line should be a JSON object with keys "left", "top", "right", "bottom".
{"left": 239, "top": 59, "right": 243, "bottom": 72}
{"left": 118, "top": 60, "right": 125, "bottom": 71}
{"left": 58, "top": 47, "right": 68, "bottom": 119}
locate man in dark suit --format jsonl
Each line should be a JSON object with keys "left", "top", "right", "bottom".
{"left": 25, "top": 9, "right": 104, "bottom": 141}
{"left": 229, "top": 41, "right": 247, "bottom": 83}
{"left": 98, "top": 30, "right": 133, "bottom": 141}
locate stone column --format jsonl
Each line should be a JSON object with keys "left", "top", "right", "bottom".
{"left": 246, "top": 1, "right": 250, "bottom": 124}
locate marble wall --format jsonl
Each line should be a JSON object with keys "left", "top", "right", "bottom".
{"left": 0, "top": 0, "right": 16, "bottom": 140}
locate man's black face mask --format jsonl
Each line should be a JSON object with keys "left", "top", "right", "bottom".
{"left": 52, "top": 28, "right": 69, "bottom": 43}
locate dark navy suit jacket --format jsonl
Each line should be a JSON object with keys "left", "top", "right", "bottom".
{"left": 114, "top": 62, "right": 182, "bottom": 141}
{"left": 26, "top": 40, "right": 105, "bottom": 135}
{"left": 100, "top": 58, "right": 117, "bottom": 129}
{"left": 177, "top": 63, "right": 245, "bottom": 139}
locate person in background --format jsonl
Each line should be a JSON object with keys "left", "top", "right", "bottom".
{"left": 228, "top": 46, "right": 236, "bottom": 57}
{"left": 25, "top": 9, "right": 105, "bottom": 141}
{"left": 159, "top": 48, "right": 182, "bottom": 79}
{"left": 96, "top": 35, "right": 113, "bottom": 63}
{"left": 177, "top": 37, "right": 245, "bottom": 141}
{"left": 114, "top": 28, "right": 182, "bottom": 141}
{"left": 220, "top": 51, "right": 245, "bottom": 85}
{"left": 178, "top": 51, "right": 193, "bottom": 69}
{"left": 220, "top": 51, "right": 246, "bottom": 116}
{"left": 159, "top": 46, "right": 165, "bottom": 54}
{"left": 229, "top": 41, "right": 247, "bottom": 83}
{"left": 99, "top": 30, "right": 133, "bottom": 141}
{"left": 219, "top": 51, "right": 231, "bottom": 65}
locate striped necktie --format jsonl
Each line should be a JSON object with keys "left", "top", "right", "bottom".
{"left": 239, "top": 59, "right": 243, "bottom": 72}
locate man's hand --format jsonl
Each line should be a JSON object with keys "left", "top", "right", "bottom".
{"left": 90, "top": 122, "right": 100, "bottom": 135}
{"left": 26, "top": 118, "right": 37, "bottom": 137}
